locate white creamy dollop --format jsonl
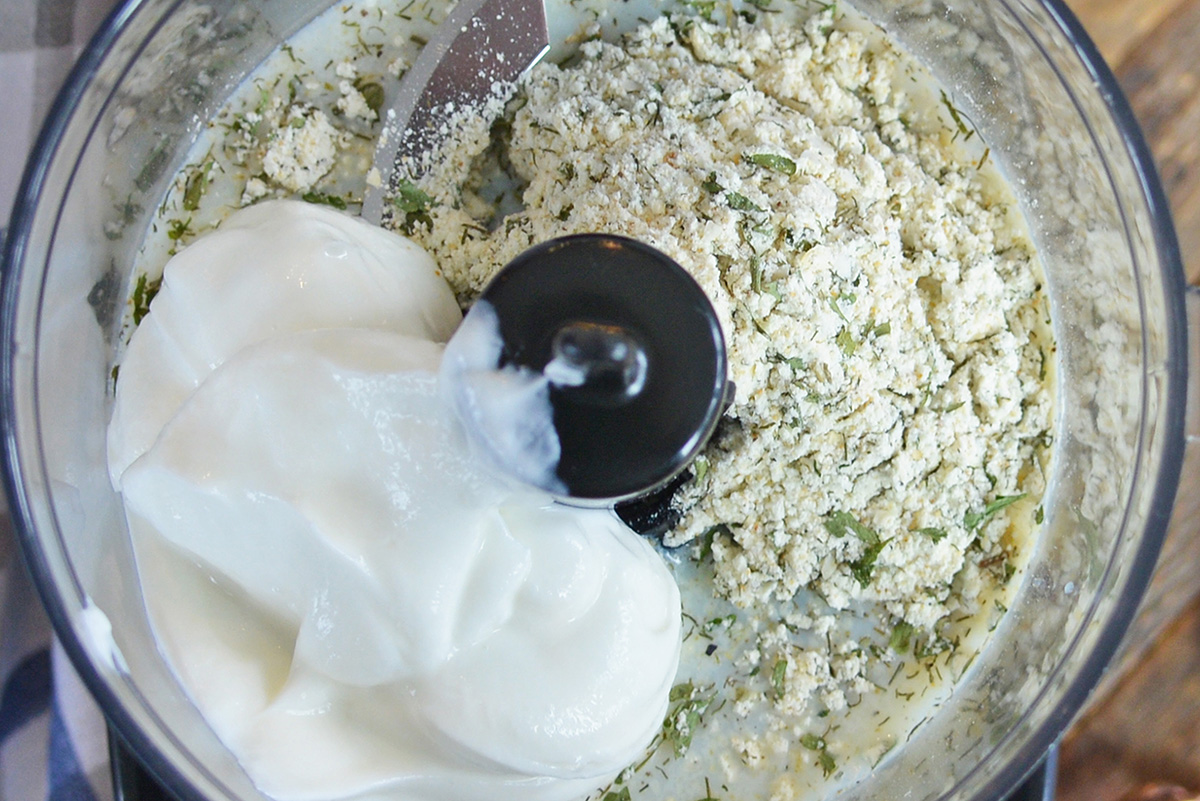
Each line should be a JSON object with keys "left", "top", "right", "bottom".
{"left": 109, "top": 200, "right": 682, "bottom": 801}
{"left": 107, "top": 199, "right": 462, "bottom": 487}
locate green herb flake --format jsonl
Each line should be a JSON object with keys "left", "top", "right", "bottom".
{"left": 601, "top": 788, "right": 632, "bottom": 801}
{"left": 669, "top": 682, "right": 694, "bottom": 703}
{"left": 940, "top": 90, "right": 975, "bottom": 141}
{"left": 698, "top": 523, "right": 731, "bottom": 561}
{"left": 393, "top": 180, "right": 434, "bottom": 213}
{"left": 682, "top": 0, "right": 719, "bottom": 21}
{"left": 873, "top": 321, "right": 891, "bottom": 337}
{"left": 771, "top": 658, "right": 788, "bottom": 697}
{"left": 800, "top": 733, "right": 826, "bottom": 751}
{"left": 726, "top": 192, "right": 764, "bottom": 213}
{"left": 131, "top": 273, "right": 163, "bottom": 327}
{"left": 1035, "top": 506, "right": 1044, "bottom": 525}
{"left": 392, "top": 179, "right": 436, "bottom": 233}
{"left": 256, "top": 85, "right": 272, "bottom": 114}
{"left": 918, "top": 527, "right": 947, "bottom": 542}
{"left": 824, "top": 510, "right": 879, "bottom": 546}
{"left": 836, "top": 328, "right": 857, "bottom": 357}
{"left": 963, "top": 493, "right": 1027, "bottom": 533}
{"left": 705, "top": 613, "right": 736, "bottom": 631}
{"left": 353, "top": 78, "right": 385, "bottom": 115}
{"left": 662, "top": 682, "right": 716, "bottom": 757}
{"left": 182, "top": 159, "right": 215, "bottom": 212}
{"left": 799, "top": 733, "right": 837, "bottom": 776}
{"left": 166, "top": 218, "right": 193, "bottom": 242}
{"left": 828, "top": 295, "right": 849, "bottom": 323}
{"left": 693, "top": 457, "right": 709, "bottom": 484}
{"left": 850, "top": 538, "right": 887, "bottom": 587}
{"left": 747, "top": 153, "right": 796, "bottom": 175}
{"left": 302, "top": 191, "right": 348, "bottom": 210}
{"left": 701, "top": 172, "right": 724, "bottom": 194}
{"left": 889, "top": 621, "right": 915, "bottom": 653}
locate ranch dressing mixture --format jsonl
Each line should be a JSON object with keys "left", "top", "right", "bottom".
{"left": 106, "top": 1, "right": 1055, "bottom": 801}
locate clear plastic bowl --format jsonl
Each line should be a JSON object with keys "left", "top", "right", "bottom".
{"left": 0, "top": 1, "right": 1187, "bottom": 800}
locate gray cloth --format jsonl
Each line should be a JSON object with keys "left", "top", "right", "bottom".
{"left": 0, "top": 0, "right": 119, "bottom": 240}
{"left": 1, "top": 3, "right": 123, "bottom": 801}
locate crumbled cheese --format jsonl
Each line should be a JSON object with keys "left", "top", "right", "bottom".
{"left": 240, "top": 177, "right": 269, "bottom": 206}
{"left": 334, "top": 60, "right": 379, "bottom": 122}
{"left": 399, "top": 8, "right": 1053, "bottom": 728}
{"left": 387, "top": 55, "right": 409, "bottom": 78}
{"left": 336, "top": 80, "right": 379, "bottom": 122}
{"left": 262, "top": 106, "right": 342, "bottom": 192}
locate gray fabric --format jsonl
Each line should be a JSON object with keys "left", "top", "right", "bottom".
{"left": 1, "top": 4, "right": 122, "bottom": 798}
{"left": 35, "top": 0, "right": 78, "bottom": 47}
{"left": 0, "top": 0, "right": 37, "bottom": 51}
{"left": 2, "top": 0, "right": 118, "bottom": 240}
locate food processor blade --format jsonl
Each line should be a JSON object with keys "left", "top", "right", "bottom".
{"left": 361, "top": 0, "right": 550, "bottom": 223}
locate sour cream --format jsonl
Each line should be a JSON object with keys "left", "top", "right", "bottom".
{"left": 109, "top": 200, "right": 682, "bottom": 801}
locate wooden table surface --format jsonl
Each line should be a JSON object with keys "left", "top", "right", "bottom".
{"left": 1056, "top": 1, "right": 1200, "bottom": 799}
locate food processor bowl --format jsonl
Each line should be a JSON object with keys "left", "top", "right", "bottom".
{"left": 0, "top": 1, "right": 1186, "bottom": 801}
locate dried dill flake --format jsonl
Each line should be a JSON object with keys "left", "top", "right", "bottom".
{"left": 823, "top": 510, "right": 878, "bottom": 544}
{"left": 391, "top": 179, "right": 435, "bottom": 233}
{"left": 746, "top": 152, "right": 797, "bottom": 175}
{"left": 130, "top": 273, "right": 162, "bottom": 326}
{"left": 301, "top": 191, "right": 348, "bottom": 210}
{"left": 353, "top": 78, "right": 385, "bottom": 115}
{"left": 964, "top": 494, "right": 1027, "bottom": 533}
{"left": 661, "top": 681, "right": 716, "bottom": 757}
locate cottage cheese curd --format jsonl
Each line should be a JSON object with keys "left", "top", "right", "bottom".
{"left": 108, "top": 200, "right": 682, "bottom": 801}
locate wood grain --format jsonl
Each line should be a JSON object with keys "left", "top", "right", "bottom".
{"left": 1065, "top": 0, "right": 1192, "bottom": 70}
{"left": 1110, "top": 0, "right": 1200, "bottom": 284}
{"left": 1057, "top": 597, "right": 1200, "bottom": 801}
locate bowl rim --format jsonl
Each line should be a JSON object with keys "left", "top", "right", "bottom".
{"left": 0, "top": 1, "right": 224, "bottom": 799}
{"left": 959, "top": 0, "right": 1187, "bottom": 795}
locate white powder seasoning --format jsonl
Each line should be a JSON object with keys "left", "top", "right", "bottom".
{"left": 400, "top": 7, "right": 1054, "bottom": 797}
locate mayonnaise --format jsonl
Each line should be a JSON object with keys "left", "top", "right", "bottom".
{"left": 109, "top": 200, "right": 682, "bottom": 801}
